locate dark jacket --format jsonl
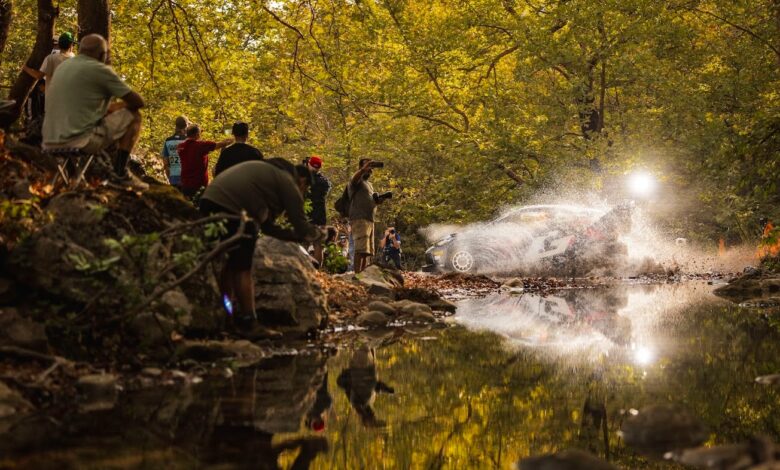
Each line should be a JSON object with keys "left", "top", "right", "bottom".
{"left": 307, "top": 172, "right": 332, "bottom": 226}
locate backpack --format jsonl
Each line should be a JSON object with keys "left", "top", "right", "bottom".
{"left": 333, "top": 185, "right": 351, "bottom": 218}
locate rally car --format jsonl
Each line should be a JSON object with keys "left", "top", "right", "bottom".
{"left": 423, "top": 203, "right": 633, "bottom": 275}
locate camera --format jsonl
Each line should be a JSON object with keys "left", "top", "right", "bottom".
{"left": 372, "top": 191, "right": 393, "bottom": 203}
{"left": 389, "top": 229, "right": 396, "bottom": 234}
{"left": 367, "top": 161, "right": 384, "bottom": 169}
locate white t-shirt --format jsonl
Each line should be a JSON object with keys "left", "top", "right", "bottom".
{"left": 40, "top": 50, "right": 74, "bottom": 86}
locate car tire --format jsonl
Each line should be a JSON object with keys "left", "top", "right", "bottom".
{"left": 449, "top": 250, "right": 477, "bottom": 273}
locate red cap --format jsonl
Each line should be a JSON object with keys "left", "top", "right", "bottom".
{"left": 309, "top": 156, "right": 323, "bottom": 169}
{"left": 311, "top": 417, "right": 325, "bottom": 432}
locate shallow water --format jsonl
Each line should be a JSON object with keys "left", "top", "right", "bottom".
{"left": 3, "top": 282, "right": 780, "bottom": 469}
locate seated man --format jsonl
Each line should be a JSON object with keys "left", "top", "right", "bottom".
{"left": 42, "top": 34, "right": 146, "bottom": 189}
{"left": 199, "top": 158, "right": 326, "bottom": 335}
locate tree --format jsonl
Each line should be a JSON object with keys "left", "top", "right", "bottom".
{"left": 0, "top": 0, "right": 11, "bottom": 56}
{"left": 77, "top": 0, "right": 109, "bottom": 43}
{"left": 0, "top": 0, "right": 57, "bottom": 130}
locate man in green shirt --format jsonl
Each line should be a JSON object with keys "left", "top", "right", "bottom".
{"left": 42, "top": 34, "right": 146, "bottom": 189}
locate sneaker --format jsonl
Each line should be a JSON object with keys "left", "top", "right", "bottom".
{"left": 113, "top": 173, "right": 149, "bottom": 191}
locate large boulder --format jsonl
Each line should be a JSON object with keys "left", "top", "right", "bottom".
{"left": 0, "top": 307, "right": 48, "bottom": 351}
{"left": 714, "top": 272, "right": 780, "bottom": 304}
{"left": 252, "top": 237, "right": 328, "bottom": 337}
{"left": 353, "top": 265, "right": 403, "bottom": 296}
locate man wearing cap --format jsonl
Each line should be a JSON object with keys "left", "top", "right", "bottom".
{"left": 305, "top": 155, "right": 332, "bottom": 266}
{"left": 161, "top": 116, "right": 188, "bottom": 187}
{"left": 213, "top": 122, "right": 263, "bottom": 177}
{"left": 177, "top": 124, "right": 233, "bottom": 198}
{"left": 23, "top": 32, "right": 75, "bottom": 91}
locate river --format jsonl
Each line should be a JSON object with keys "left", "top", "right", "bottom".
{"left": 2, "top": 282, "right": 779, "bottom": 469}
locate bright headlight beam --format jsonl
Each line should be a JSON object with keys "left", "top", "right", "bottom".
{"left": 627, "top": 172, "right": 657, "bottom": 198}
{"left": 634, "top": 345, "right": 655, "bottom": 366}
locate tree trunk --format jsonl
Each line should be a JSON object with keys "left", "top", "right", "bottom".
{"left": 77, "top": 0, "right": 110, "bottom": 43}
{"left": 0, "top": 0, "right": 11, "bottom": 56}
{"left": 0, "top": 0, "right": 57, "bottom": 130}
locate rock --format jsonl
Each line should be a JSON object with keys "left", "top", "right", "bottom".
{"left": 160, "top": 289, "right": 193, "bottom": 326}
{"left": 354, "top": 265, "right": 402, "bottom": 296}
{"left": 76, "top": 374, "right": 118, "bottom": 411}
{"left": 411, "top": 310, "right": 436, "bottom": 323}
{"left": 396, "top": 301, "right": 433, "bottom": 316}
{"left": 367, "top": 300, "right": 397, "bottom": 316}
{"left": 357, "top": 311, "right": 390, "bottom": 327}
{"left": 0, "top": 307, "right": 48, "bottom": 352}
{"left": 141, "top": 367, "right": 163, "bottom": 377}
{"left": 0, "top": 381, "right": 33, "bottom": 418}
{"left": 427, "top": 298, "right": 457, "bottom": 313}
{"left": 620, "top": 404, "right": 707, "bottom": 456}
{"left": 0, "top": 278, "right": 17, "bottom": 304}
{"left": 517, "top": 449, "right": 617, "bottom": 470}
{"left": 129, "top": 313, "right": 176, "bottom": 350}
{"left": 504, "top": 277, "right": 525, "bottom": 288}
{"left": 176, "top": 339, "right": 265, "bottom": 363}
{"left": 253, "top": 237, "right": 328, "bottom": 337}
{"left": 714, "top": 274, "right": 780, "bottom": 303}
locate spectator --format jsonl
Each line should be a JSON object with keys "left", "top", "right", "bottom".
{"left": 22, "top": 80, "right": 45, "bottom": 145}
{"left": 305, "top": 155, "right": 332, "bottom": 266}
{"left": 161, "top": 116, "right": 188, "bottom": 187}
{"left": 213, "top": 121, "right": 263, "bottom": 177}
{"left": 348, "top": 158, "right": 391, "bottom": 273}
{"left": 42, "top": 34, "right": 147, "bottom": 189}
{"left": 380, "top": 226, "right": 402, "bottom": 270}
{"left": 199, "top": 159, "right": 326, "bottom": 337}
{"left": 177, "top": 124, "right": 233, "bottom": 199}
{"left": 23, "top": 32, "right": 75, "bottom": 90}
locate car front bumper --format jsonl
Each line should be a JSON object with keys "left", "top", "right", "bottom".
{"left": 424, "top": 247, "right": 448, "bottom": 272}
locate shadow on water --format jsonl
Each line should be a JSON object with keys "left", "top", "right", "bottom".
{"left": 3, "top": 282, "right": 780, "bottom": 469}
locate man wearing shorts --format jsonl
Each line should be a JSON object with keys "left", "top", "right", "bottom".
{"left": 200, "top": 159, "right": 326, "bottom": 333}
{"left": 348, "top": 158, "right": 387, "bottom": 273}
{"left": 42, "top": 34, "right": 147, "bottom": 190}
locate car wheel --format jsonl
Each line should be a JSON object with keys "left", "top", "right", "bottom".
{"left": 450, "top": 250, "right": 476, "bottom": 273}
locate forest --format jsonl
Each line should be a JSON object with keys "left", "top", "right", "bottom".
{"left": 3, "top": 0, "right": 778, "bottom": 256}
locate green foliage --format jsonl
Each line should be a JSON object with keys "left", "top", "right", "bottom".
{"left": 322, "top": 242, "right": 348, "bottom": 274}
{"left": 3, "top": 0, "right": 778, "bottom": 247}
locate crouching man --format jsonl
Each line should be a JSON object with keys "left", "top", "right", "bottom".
{"left": 199, "top": 159, "right": 326, "bottom": 337}
{"left": 42, "top": 34, "right": 147, "bottom": 189}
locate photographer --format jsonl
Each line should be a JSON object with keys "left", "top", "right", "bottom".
{"left": 348, "top": 158, "right": 392, "bottom": 273}
{"left": 380, "top": 227, "right": 402, "bottom": 270}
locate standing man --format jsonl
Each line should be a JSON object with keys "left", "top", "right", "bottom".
{"left": 380, "top": 227, "right": 402, "bottom": 270}
{"left": 200, "top": 159, "right": 326, "bottom": 336}
{"left": 23, "top": 32, "right": 75, "bottom": 89}
{"left": 42, "top": 34, "right": 147, "bottom": 189}
{"left": 213, "top": 122, "right": 263, "bottom": 176}
{"left": 161, "top": 116, "right": 188, "bottom": 188}
{"left": 306, "top": 155, "right": 332, "bottom": 266}
{"left": 348, "top": 159, "right": 391, "bottom": 273}
{"left": 177, "top": 124, "right": 233, "bottom": 199}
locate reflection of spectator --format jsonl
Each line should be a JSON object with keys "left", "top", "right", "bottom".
{"left": 305, "top": 372, "right": 333, "bottom": 432}
{"left": 336, "top": 345, "right": 394, "bottom": 428}
{"left": 380, "top": 227, "right": 402, "bottom": 270}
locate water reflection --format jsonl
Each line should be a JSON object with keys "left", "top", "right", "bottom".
{"left": 336, "top": 345, "right": 395, "bottom": 428}
{"left": 455, "top": 283, "right": 719, "bottom": 363}
{"left": 3, "top": 283, "right": 780, "bottom": 469}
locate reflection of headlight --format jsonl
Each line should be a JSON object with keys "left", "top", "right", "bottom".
{"left": 627, "top": 172, "right": 657, "bottom": 198}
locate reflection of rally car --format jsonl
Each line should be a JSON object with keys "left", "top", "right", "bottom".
{"left": 455, "top": 289, "right": 632, "bottom": 349}
{"left": 423, "top": 204, "right": 633, "bottom": 275}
